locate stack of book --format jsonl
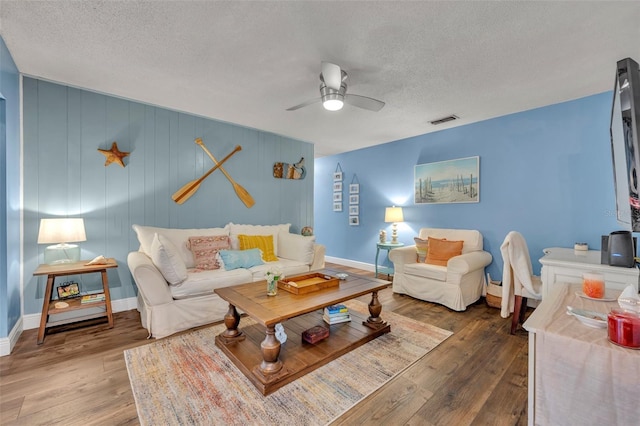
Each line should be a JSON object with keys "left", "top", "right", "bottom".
{"left": 323, "top": 304, "right": 350, "bottom": 324}
{"left": 81, "top": 293, "right": 105, "bottom": 304}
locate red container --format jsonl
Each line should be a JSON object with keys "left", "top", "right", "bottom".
{"left": 607, "top": 309, "right": 640, "bottom": 349}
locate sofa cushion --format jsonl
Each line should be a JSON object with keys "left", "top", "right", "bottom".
{"left": 187, "top": 235, "right": 230, "bottom": 270}
{"left": 150, "top": 233, "right": 188, "bottom": 285}
{"left": 277, "top": 232, "right": 316, "bottom": 264}
{"left": 404, "top": 262, "right": 448, "bottom": 281}
{"left": 228, "top": 223, "right": 290, "bottom": 256}
{"left": 238, "top": 234, "right": 278, "bottom": 262}
{"left": 219, "top": 249, "right": 264, "bottom": 270}
{"left": 133, "top": 224, "right": 229, "bottom": 268}
{"left": 414, "top": 237, "right": 429, "bottom": 263}
{"left": 425, "top": 237, "right": 463, "bottom": 266}
{"left": 170, "top": 268, "right": 253, "bottom": 299}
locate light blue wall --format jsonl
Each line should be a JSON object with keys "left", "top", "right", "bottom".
{"left": 22, "top": 78, "right": 314, "bottom": 315}
{"left": 315, "top": 92, "right": 621, "bottom": 280}
{"left": 0, "top": 36, "right": 21, "bottom": 338}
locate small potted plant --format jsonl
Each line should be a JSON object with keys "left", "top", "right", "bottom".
{"left": 265, "top": 266, "right": 284, "bottom": 296}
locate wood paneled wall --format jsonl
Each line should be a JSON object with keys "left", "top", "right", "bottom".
{"left": 22, "top": 78, "right": 314, "bottom": 315}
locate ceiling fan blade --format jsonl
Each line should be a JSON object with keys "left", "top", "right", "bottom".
{"left": 321, "top": 62, "right": 342, "bottom": 91}
{"left": 345, "top": 94, "right": 385, "bottom": 112}
{"left": 286, "top": 98, "right": 320, "bottom": 111}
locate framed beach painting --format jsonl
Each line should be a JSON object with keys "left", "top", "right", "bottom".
{"left": 414, "top": 156, "right": 479, "bottom": 204}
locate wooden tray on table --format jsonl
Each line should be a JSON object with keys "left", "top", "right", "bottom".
{"left": 277, "top": 272, "right": 340, "bottom": 295}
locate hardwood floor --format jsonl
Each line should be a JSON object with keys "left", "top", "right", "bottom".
{"left": 0, "top": 263, "right": 529, "bottom": 425}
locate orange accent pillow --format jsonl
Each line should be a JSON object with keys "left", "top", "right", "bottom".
{"left": 425, "top": 237, "right": 463, "bottom": 266}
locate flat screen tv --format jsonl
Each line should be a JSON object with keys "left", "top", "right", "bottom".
{"left": 610, "top": 57, "right": 640, "bottom": 231}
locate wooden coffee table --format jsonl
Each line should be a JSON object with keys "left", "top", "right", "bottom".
{"left": 214, "top": 268, "right": 391, "bottom": 395}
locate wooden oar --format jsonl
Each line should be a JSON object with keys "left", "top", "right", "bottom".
{"left": 195, "top": 138, "right": 255, "bottom": 208}
{"left": 172, "top": 145, "right": 241, "bottom": 204}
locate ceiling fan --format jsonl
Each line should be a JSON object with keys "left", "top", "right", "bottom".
{"left": 286, "top": 62, "right": 385, "bottom": 112}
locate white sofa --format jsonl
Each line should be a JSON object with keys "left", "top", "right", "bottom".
{"left": 127, "top": 223, "right": 325, "bottom": 338}
{"left": 388, "top": 228, "right": 492, "bottom": 311}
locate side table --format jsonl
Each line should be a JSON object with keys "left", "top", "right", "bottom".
{"left": 33, "top": 259, "right": 117, "bottom": 344}
{"left": 375, "top": 242, "right": 404, "bottom": 278}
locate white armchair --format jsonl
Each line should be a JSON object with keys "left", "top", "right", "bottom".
{"left": 389, "top": 228, "right": 493, "bottom": 311}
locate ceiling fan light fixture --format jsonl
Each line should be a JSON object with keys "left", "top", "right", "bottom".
{"left": 320, "top": 83, "right": 346, "bottom": 111}
{"left": 323, "top": 98, "right": 344, "bottom": 111}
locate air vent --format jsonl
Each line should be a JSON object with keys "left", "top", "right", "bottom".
{"left": 429, "top": 115, "right": 459, "bottom": 125}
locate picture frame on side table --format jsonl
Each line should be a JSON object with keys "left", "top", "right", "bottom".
{"left": 57, "top": 282, "right": 80, "bottom": 299}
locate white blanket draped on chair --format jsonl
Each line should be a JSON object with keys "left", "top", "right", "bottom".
{"left": 500, "top": 231, "right": 542, "bottom": 319}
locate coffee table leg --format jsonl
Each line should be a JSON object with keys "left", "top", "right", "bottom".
{"left": 259, "top": 325, "right": 283, "bottom": 375}
{"left": 363, "top": 291, "right": 387, "bottom": 330}
{"left": 221, "top": 304, "right": 243, "bottom": 340}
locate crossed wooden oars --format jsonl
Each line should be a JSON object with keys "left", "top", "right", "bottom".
{"left": 195, "top": 138, "right": 255, "bottom": 208}
{"left": 171, "top": 140, "right": 255, "bottom": 207}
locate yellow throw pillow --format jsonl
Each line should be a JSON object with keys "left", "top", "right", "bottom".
{"left": 425, "top": 237, "right": 463, "bottom": 266}
{"left": 238, "top": 234, "right": 278, "bottom": 262}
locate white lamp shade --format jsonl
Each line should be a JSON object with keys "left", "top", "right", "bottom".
{"left": 384, "top": 206, "right": 404, "bottom": 223}
{"left": 37, "top": 218, "right": 87, "bottom": 244}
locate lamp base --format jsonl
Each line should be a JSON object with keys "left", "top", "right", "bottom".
{"left": 391, "top": 223, "right": 399, "bottom": 244}
{"left": 44, "top": 244, "right": 80, "bottom": 265}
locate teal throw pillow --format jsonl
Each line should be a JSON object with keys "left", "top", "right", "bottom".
{"left": 218, "top": 248, "right": 264, "bottom": 270}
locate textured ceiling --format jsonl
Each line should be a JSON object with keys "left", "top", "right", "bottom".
{"left": 1, "top": 1, "right": 639, "bottom": 157}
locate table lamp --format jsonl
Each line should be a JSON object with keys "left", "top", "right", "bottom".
{"left": 384, "top": 206, "right": 404, "bottom": 244}
{"left": 37, "top": 218, "right": 86, "bottom": 264}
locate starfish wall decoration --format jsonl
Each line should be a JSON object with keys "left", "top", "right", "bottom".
{"left": 98, "top": 142, "right": 130, "bottom": 167}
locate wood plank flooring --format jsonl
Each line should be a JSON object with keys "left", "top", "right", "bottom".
{"left": 0, "top": 263, "right": 529, "bottom": 425}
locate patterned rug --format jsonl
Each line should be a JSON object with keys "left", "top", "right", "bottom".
{"left": 124, "top": 300, "right": 452, "bottom": 425}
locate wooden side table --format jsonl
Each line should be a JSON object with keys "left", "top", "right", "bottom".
{"left": 33, "top": 260, "right": 117, "bottom": 344}
{"left": 375, "top": 242, "right": 404, "bottom": 278}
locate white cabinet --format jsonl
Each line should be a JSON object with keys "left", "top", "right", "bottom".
{"left": 539, "top": 247, "right": 638, "bottom": 298}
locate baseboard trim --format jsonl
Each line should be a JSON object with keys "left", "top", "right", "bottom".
{"left": 325, "top": 256, "right": 375, "bottom": 273}
{"left": 2, "top": 296, "right": 139, "bottom": 356}
{"left": 0, "top": 317, "right": 24, "bottom": 357}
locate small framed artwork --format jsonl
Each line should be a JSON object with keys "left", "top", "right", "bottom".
{"left": 333, "top": 182, "right": 343, "bottom": 192}
{"left": 349, "top": 183, "right": 359, "bottom": 194}
{"left": 333, "top": 202, "right": 342, "bottom": 212}
{"left": 349, "top": 205, "right": 359, "bottom": 215}
{"left": 57, "top": 282, "right": 80, "bottom": 299}
{"left": 333, "top": 192, "right": 343, "bottom": 202}
{"left": 349, "top": 194, "right": 359, "bottom": 204}
{"left": 349, "top": 216, "right": 359, "bottom": 226}
{"left": 333, "top": 171, "right": 343, "bottom": 181}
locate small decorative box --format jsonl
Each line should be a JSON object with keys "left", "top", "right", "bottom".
{"left": 302, "top": 325, "right": 330, "bottom": 344}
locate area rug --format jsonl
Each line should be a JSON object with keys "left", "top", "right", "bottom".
{"left": 124, "top": 299, "right": 452, "bottom": 425}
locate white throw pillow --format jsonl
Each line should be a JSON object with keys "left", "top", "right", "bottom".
{"left": 132, "top": 224, "right": 229, "bottom": 268}
{"left": 150, "top": 233, "right": 188, "bottom": 285}
{"left": 228, "top": 223, "right": 290, "bottom": 256}
{"left": 277, "top": 232, "right": 315, "bottom": 264}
